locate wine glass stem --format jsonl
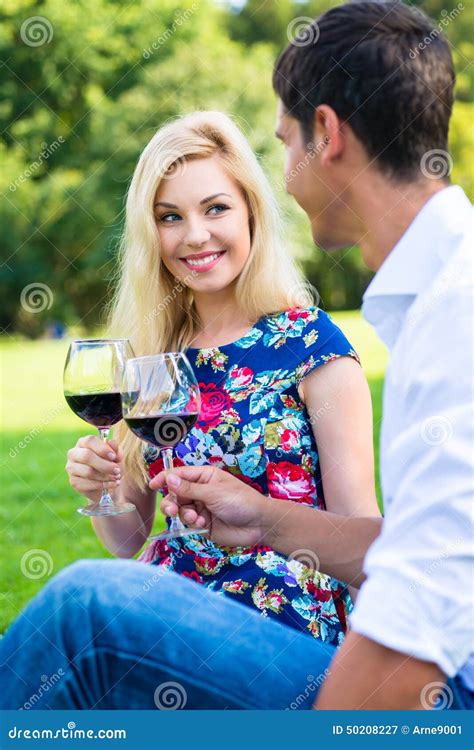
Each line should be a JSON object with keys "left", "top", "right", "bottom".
{"left": 98, "top": 428, "right": 113, "bottom": 508}
{"left": 162, "top": 447, "right": 184, "bottom": 533}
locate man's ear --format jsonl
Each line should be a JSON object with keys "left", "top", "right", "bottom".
{"left": 314, "top": 105, "right": 345, "bottom": 165}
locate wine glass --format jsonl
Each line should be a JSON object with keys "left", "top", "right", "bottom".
{"left": 121, "top": 352, "right": 208, "bottom": 541}
{"left": 64, "top": 339, "right": 136, "bottom": 516}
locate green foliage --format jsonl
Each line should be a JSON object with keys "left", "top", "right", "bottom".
{"left": 0, "top": 0, "right": 472, "bottom": 334}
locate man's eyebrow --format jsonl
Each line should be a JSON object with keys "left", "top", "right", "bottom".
{"left": 275, "top": 130, "right": 284, "bottom": 141}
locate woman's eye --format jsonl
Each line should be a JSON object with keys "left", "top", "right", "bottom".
{"left": 159, "top": 213, "right": 181, "bottom": 223}
{"left": 207, "top": 204, "right": 229, "bottom": 215}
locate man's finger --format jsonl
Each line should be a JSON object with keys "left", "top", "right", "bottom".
{"left": 159, "top": 496, "right": 178, "bottom": 517}
{"left": 149, "top": 465, "right": 215, "bottom": 490}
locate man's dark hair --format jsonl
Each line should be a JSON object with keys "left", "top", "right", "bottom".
{"left": 273, "top": 1, "right": 455, "bottom": 180}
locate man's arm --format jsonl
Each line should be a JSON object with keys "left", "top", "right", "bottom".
{"left": 151, "top": 467, "right": 382, "bottom": 588}
{"left": 318, "top": 283, "right": 474, "bottom": 708}
{"left": 315, "top": 631, "right": 445, "bottom": 709}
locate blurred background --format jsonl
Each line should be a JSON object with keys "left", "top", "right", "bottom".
{"left": 0, "top": 0, "right": 472, "bottom": 630}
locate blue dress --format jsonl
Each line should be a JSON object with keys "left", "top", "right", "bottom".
{"left": 139, "top": 307, "right": 360, "bottom": 646}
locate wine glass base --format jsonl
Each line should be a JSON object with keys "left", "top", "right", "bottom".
{"left": 149, "top": 527, "right": 209, "bottom": 542}
{"left": 77, "top": 501, "right": 136, "bottom": 517}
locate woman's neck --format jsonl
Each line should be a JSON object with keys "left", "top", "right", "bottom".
{"left": 190, "top": 289, "right": 255, "bottom": 348}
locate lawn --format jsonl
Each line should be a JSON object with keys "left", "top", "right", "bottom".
{"left": 0, "top": 310, "right": 387, "bottom": 633}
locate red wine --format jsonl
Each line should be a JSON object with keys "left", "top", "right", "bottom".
{"left": 65, "top": 392, "right": 123, "bottom": 427}
{"left": 125, "top": 413, "right": 198, "bottom": 448}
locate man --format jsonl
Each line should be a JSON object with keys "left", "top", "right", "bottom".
{"left": 1, "top": 1, "right": 472, "bottom": 710}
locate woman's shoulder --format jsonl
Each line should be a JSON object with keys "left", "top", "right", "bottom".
{"left": 259, "top": 306, "right": 335, "bottom": 340}
{"left": 257, "top": 306, "right": 359, "bottom": 372}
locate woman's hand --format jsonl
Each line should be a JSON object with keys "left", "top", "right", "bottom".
{"left": 65, "top": 435, "right": 122, "bottom": 503}
{"left": 150, "top": 466, "right": 267, "bottom": 548}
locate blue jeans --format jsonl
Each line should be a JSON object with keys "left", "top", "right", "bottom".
{"left": 0, "top": 559, "right": 470, "bottom": 710}
{"left": 0, "top": 560, "right": 335, "bottom": 709}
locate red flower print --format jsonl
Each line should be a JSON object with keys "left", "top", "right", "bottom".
{"left": 198, "top": 383, "right": 232, "bottom": 432}
{"left": 267, "top": 461, "right": 315, "bottom": 504}
{"left": 229, "top": 365, "right": 254, "bottom": 388}
{"left": 148, "top": 456, "right": 185, "bottom": 479}
{"left": 280, "top": 428, "right": 299, "bottom": 451}
{"left": 287, "top": 309, "right": 311, "bottom": 322}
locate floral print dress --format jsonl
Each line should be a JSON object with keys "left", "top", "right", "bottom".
{"left": 139, "top": 307, "right": 360, "bottom": 646}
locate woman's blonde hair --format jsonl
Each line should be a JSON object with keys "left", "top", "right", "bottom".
{"left": 107, "top": 110, "right": 313, "bottom": 487}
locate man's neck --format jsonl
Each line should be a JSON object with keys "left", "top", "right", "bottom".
{"left": 349, "top": 175, "right": 449, "bottom": 272}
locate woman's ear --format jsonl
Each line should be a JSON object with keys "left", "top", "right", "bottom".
{"left": 314, "top": 105, "right": 345, "bottom": 165}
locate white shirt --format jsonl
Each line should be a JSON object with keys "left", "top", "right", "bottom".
{"left": 350, "top": 185, "right": 474, "bottom": 690}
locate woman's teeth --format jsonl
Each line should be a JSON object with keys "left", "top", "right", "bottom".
{"left": 185, "top": 252, "right": 221, "bottom": 267}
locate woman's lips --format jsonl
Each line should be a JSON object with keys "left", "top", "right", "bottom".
{"left": 180, "top": 250, "right": 226, "bottom": 273}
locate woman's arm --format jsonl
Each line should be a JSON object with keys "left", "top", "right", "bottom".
{"left": 91, "top": 473, "right": 156, "bottom": 559}
{"left": 66, "top": 434, "right": 156, "bottom": 558}
{"left": 300, "top": 356, "right": 381, "bottom": 518}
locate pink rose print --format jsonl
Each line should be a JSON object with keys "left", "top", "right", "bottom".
{"left": 280, "top": 428, "right": 299, "bottom": 451}
{"left": 198, "top": 383, "right": 232, "bottom": 432}
{"left": 287, "top": 308, "right": 312, "bottom": 322}
{"left": 267, "top": 461, "right": 315, "bottom": 505}
{"left": 229, "top": 365, "right": 254, "bottom": 388}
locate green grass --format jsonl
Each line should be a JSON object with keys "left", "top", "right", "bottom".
{"left": 0, "top": 311, "right": 387, "bottom": 633}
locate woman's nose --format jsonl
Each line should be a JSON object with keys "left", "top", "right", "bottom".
{"left": 183, "top": 220, "right": 211, "bottom": 248}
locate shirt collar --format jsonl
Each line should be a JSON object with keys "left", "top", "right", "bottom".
{"left": 362, "top": 185, "right": 472, "bottom": 348}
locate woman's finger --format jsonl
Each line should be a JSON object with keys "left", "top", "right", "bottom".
{"left": 69, "top": 477, "right": 107, "bottom": 493}
{"left": 77, "top": 434, "right": 118, "bottom": 460}
{"left": 68, "top": 461, "right": 121, "bottom": 483}
{"left": 72, "top": 448, "right": 121, "bottom": 477}
{"left": 107, "top": 439, "right": 124, "bottom": 463}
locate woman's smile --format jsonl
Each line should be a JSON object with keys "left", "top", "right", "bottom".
{"left": 180, "top": 249, "right": 227, "bottom": 272}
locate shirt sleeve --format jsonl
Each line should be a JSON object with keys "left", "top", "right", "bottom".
{"left": 350, "top": 287, "right": 474, "bottom": 678}
{"left": 292, "top": 308, "right": 360, "bottom": 388}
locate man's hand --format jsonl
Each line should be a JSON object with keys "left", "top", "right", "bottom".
{"left": 149, "top": 465, "right": 267, "bottom": 548}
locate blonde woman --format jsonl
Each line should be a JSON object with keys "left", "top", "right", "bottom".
{"left": 66, "top": 111, "right": 380, "bottom": 647}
